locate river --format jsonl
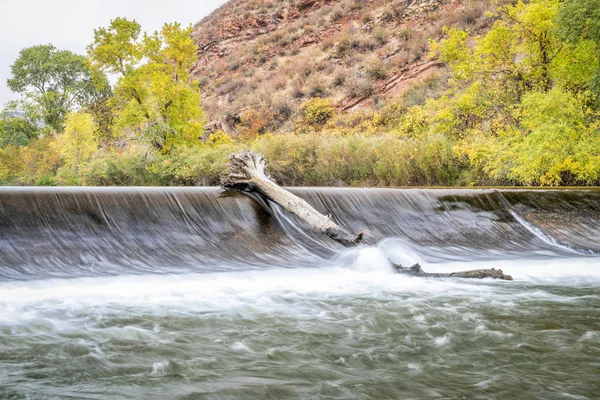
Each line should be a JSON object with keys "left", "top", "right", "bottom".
{"left": 1, "top": 188, "right": 599, "bottom": 399}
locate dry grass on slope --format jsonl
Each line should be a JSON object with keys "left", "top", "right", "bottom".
{"left": 192, "top": 0, "right": 496, "bottom": 135}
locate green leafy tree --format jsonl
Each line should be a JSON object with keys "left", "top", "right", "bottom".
{"left": 0, "top": 145, "right": 24, "bottom": 183}
{"left": 0, "top": 102, "right": 39, "bottom": 147}
{"left": 425, "top": 0, "right": 600, "bottom": 185}
{"left": 558, "top": 0, "right": 600, "bottom": 43}
{"left": 82, "top": 92, "right": 115, "bottom": 146}
{"left": 86, "top": 18, "right": 142, "bottom": 76}
{"left": 17, "top": 136, "right": 63, "bottom": 186}
{"left": 7, "top": 44, "right": 109, "bottom": 132}
{"left": 508, "top": 88, "right": 596, "bottom": 185}
{"left": 87, "top": 18, "right": 205, "bottom": 153}
{"left": 558, "top": 0, "right": 600, "bottom": 96}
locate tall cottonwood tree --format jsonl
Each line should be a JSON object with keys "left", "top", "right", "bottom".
{"left": 429, "top": 0, "right": 566, "bottom": 100}
{"left": 6, "top": 44, "right": 109, "bottom": 132}
{"left": 87, "top": 18, "right": 205, "bottom": 153}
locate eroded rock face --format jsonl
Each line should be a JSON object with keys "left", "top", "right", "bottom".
{"left": 192, "top": 0, "right": 454, "bottom": 71}
{"left": 192, "top": 0, "right": 489, "bottom": 131}
{"left": 192, "top": 0, "right": 337, "bottom": 70}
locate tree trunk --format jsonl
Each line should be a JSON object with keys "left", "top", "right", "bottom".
{"left": 222, "top": 150, "right": 364, "bottom": 247}
{"left": 393, "top": 263, "right": 513, "bottom": 280}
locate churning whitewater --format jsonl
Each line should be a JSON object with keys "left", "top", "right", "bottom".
{"left": 0, "top": 188, "right": 599, "bottom": 399}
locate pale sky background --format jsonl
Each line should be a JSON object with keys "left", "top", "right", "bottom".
{"left": 0, "top": 0, "right": 228, "bottom": 106}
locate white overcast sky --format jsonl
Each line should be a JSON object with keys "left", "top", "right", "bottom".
{"left": 0, "top": 0, "right": 227, "bottom": 106}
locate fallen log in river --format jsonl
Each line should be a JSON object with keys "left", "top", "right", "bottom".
{"left": 222, "top": 150, "right": 363, "bottom": 247}
{"left": 394, "top": 263, "right": 513, "bottom": 280}
{"left": 222, "top": 150, "right": 513, "bottom": 281}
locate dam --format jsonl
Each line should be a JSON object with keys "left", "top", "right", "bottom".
{"left": 0, "top": 187, "right": 599, "bottom": 398}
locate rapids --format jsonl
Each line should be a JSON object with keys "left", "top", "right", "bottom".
{"left": 0, "top": 187, "right": 599, "bottom": 398}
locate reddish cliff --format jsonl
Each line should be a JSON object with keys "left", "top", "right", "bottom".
{"left": 192, "top": 0, "right": 495, "bottom": 134}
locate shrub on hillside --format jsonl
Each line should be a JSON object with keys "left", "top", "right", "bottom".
{"left": 300, "top": 98, "right": 336, "bottom": 129}
{"left": 238, "top": 108, "right": 275, "bottom": 138}
{"left": 330, "top": 5, "right": 345, "bottom": 22}
{"left": 364, "top": 56, "right": 389, "bottom": 79}
{"left": 373, "top": 26, "right": 391, "bottom": 46}
{"left": 306, "top": 74, "right": 329, "bottom": 98}
{"left": 345, "top": 75, "right": 374, "bottom": 98}
{"left": 332, "top": 68, "right": 349, "bottom": 87}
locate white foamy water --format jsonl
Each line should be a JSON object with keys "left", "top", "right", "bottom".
{"left": 1, "top": 246, "right": 599, "bottom": 324}
{"left": 2, "top": 188, "right": 600, "bottom": 398}
{"left": 1, "top": 243, "right": 599, "bottom": 400}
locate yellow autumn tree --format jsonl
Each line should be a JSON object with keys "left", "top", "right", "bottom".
{"left": 87, "top": 18, "right": 205, "bottom": 154}
{"left": 59, "top": 112, "right": 98, "bottom": 174}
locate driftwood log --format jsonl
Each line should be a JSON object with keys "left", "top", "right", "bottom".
{"left": 222, "top": 150, "right": 514, "bottom": 280}
{"left": 222, "top": 150, "right": 364, "bottom": 247}
{"left": 394, "top": 263, "right": 513, "bottom": 280}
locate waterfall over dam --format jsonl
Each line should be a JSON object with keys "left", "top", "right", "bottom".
{"left": 1, "top": 187, "right": 599, "bottom": 399}
{"left": 0, "top": 187, "right": 599, "bottom": 280}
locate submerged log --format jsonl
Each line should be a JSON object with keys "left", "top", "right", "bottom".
{"left": 222, "top": 150, "right": 364, "bottom": 247}
{"left": 393, "top": 263, "right": 513, "bottom": 281}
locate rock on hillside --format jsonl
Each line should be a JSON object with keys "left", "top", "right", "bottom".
{"left": 192, "top": 0, "right": 495, "bottom": 135}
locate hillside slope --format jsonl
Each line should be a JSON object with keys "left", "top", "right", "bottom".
{"left": 192, "top": 0, "right": 495, "bottom": 134}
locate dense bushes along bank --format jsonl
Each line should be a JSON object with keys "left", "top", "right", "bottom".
{"left": 0, "top": 132, "right": 458, "bottom": 187}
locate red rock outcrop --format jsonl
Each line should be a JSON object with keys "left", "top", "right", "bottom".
{"left": 191, "top": 0, "right": 494, "bottom": 131}
{"left": 192, "top": 0, "right": 339, "bottom": 71}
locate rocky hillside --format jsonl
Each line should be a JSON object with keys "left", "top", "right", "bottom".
{"left": 192, "top": 0, "right": 496, "bottom": 135}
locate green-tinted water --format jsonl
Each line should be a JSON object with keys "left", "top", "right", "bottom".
{"left": 1, "top": 188, "right": 599, "bottom": 398}
{"left": 1, "top": 260, "right": 599, "bottom": 399}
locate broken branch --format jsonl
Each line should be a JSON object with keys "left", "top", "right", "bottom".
{"left": 393, "top": 263, "right": 513, "bottom": 280}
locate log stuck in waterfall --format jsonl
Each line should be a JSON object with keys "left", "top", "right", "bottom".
{"left": 221, "top": 151, "right": 514, "bottom": 280}
{"left": 393, "top": 263, "right": 514, "bottom": 281}
{"left": 222, "top": 150, "right": 364, "bottom": 247}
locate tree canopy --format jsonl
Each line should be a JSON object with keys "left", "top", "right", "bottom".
{"left": 426, "top": 0, "right": 600, "bottom": 185}
{"left": 558, "top": 0, "right": 600, "bottom": 43}
{"left": 87, "top": 18, "right": 204, "bottom": 153}
{"left": 558, "top": 0, "right": 600, "bottom": 96}
{"left": 59, "top": 112, "right": 98, "bottom": 175}
{"left": 6, "top": 44, "right": 109, "bottom": 132}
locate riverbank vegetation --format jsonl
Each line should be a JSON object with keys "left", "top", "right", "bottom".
{"left": 1, "top": 0, "right": 599, "bottom": 186}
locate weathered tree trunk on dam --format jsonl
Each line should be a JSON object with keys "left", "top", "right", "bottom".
{"left": 222, "top": 151, "right": 514, "bottom": 280}
{"left": 222, "top": 150, "right": 364, "bottom": 247}
{"left": 394, "top": 263, "right": 513, "bottom": 280}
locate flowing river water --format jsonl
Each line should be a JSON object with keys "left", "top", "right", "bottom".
{"left": 0, "top": 188, "right": 599, "bottom": 399}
